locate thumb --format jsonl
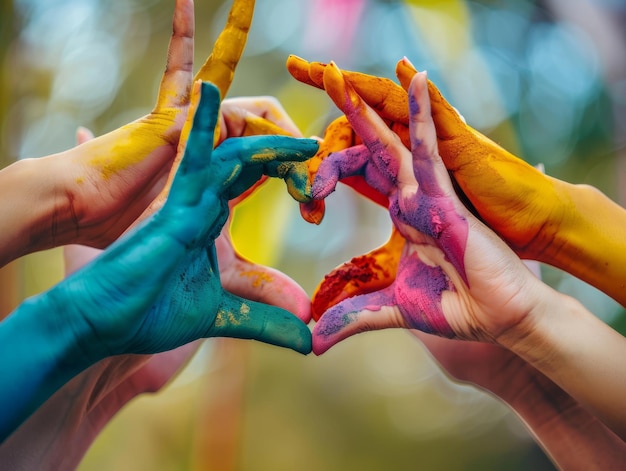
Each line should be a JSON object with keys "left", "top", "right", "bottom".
{"left": 222, "top": 255, "right": 312, "bottom": 323}
{"left": 210, "top": 292, "right": 312, "bottom": 355}
{"left": 312, "top": 286, "right": 402, "bottom": 355}
{"left": 311, "top": 226, "right": 404, "bottom": 320}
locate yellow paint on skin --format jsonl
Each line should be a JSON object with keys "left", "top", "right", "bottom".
{"left": 239, "top": 270, "right": 273, "bottom": 287}
{"left": 223, "top": 165, "right": 242, "bottom": 187}
{"left": 251, "top": 151, "right": 274, "bottom": 162}
{"left": 215, "top": 309, "right": 227, "bottom": 327}
{"left": 87, "top": 109, "right": 179, "bottom": 180}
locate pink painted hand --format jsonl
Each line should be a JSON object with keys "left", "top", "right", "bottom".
{"left": 312, "top": 66, "right": 550, "bottom": 354}
{"left": 313, "top": 64, "right": 626, "bottom": 443}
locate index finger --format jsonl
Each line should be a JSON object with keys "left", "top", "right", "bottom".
{"left": 322, "top": 62, "right": 414, "bottom": 189}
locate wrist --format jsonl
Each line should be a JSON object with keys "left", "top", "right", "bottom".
{"left": 0, "top": 156, "right": 76, "bottom": 265}
{"left": 26, "top": 289, "right": 101, "bottom": 370}
{"left": 494, "top": 282, "right": 568, "bottom": 367}
{"left": 542, "top": 180, "right": 626, "bottom": 306}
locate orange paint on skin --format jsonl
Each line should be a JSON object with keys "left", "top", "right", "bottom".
{"left": 291, "top": 56, "right": 626, "bottom": 307}
{"left": 299, "top": 116, "right": 355, "bottom": 224}
{"left": 311, "top": 227, "right": 404, "bottom": 319}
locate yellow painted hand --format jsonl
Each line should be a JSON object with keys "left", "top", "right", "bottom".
{"left": 55, "top": 0, "right": 254, "bottom": 252}
{"left": 141, "top": 0, "right": 256, "bottom": 213}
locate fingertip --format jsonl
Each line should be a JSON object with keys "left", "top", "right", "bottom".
{"left": 199, "top": 81, "right": 221, "bottom": 104}
{"left": 312, "top": 337, "right": 332, "bottom": 356}
{"left": 323, "top": 62, "right": 350, "bottom": 111}
{"left": 298, "top": 138, "right": 321, "bottom": 157}
{"left": 76, "top": 126, "right": 94, "bottom": 144}
{"left": 292, "top": 327, "right": 313, "bottom": 355}
{"left": 408, "top": 71, "right": 433, "bottom": 126}
{"left": 310, "top": 172, "right": 337, "bottom": 200}
{"left": 214, "top": 296, "right": 313, "bottom": 354}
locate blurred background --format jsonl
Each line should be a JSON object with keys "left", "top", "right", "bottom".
{"left": 1, "top": 0, "right": 625, "bottom": 469}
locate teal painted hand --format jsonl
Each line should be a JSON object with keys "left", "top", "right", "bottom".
{"left": 0, "top": 81, "right": 317, "bottom": 441}
{"left": 59, "top": 81, "right": 316, "bottom": 359}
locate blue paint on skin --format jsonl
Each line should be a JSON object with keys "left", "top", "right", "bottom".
{"left": 0, "top": 82, "right": 317, "bottom": 441}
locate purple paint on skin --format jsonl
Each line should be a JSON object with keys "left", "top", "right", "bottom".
{"left": 312, "top": 144, "right": 396, "bottom": 200}
{"left": 395, "top": 252, "right": 454, "bottom": 337}
{"left": 342, "top": 87, "right": 400, "bottom": 188}
{"left": 312, "top": 146, "right": 370, "bottom": 199}
{"left": 390, "top": 191, "right": 469, "bottom": 286}
{"left": 408, "top": 93, "right": 420, "bottom": 117}
{"left": 315, "top": 252, "right": 455, "bottom": 340}
{"left": 369, "top": 140, "right": 399, "bottom": 186}
{"left": 315, "top": 289, "right": 393, "bottom": 338}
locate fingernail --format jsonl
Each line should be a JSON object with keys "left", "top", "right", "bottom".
{"left": 324, "top": 62, "right": 357, "bottom": 112}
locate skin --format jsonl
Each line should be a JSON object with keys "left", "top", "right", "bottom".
{"left": 412, "top": 331, "right": 626, "bottom": 469}
{"left": 0, "top": 0, "right": 257, "bottom": 268}
{"left": 311, "top": 66, "right": 626, "bottom": 455}
{"left": 0, "top": 0, "right": 314, "bottom": 459}
{"left": 0, "top": 81, "right": 318, "bottom": 442}
{"left": 288, "top": 55, "right": 626, "bottom": 309}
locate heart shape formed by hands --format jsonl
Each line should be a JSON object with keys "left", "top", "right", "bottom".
{"left": 286, "top": 55, "right": 626, "bottom": 326}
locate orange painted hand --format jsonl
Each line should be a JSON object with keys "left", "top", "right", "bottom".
{"left": 289, "top": 55, "right": 626, "bottom": 308}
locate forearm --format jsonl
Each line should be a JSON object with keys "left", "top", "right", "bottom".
{"left": 499, "top": 293, "right": 626, "bottom": 441}
{"left": 0, "top": 157, "right": 72, "bottom": 266}
{"left": 488, "top": 359, "right": 626, "bottom": 469}
{"left": 0, "top": 355, "right": 150, "bottom": 469}
{"left": 546, "top": 180, "right": 626, "bottom": 307}
{"left": 0, "top": 295, "right": 95, "bottom": 442}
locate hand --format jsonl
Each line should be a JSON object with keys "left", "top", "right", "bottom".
{"left": 310, "top": 65, "right": 626, "bottom": 442}
{"left": 0, "top": 81, "right": 318, "bottom": 441}
{"left": 60, "top": 81, "right": 317, "bottom": 359}
{"left": 0, "top": 182, "right": 312, "bottom": 470}
{"left": 310, "top": 65, "right": 553, "bottom": 354}
{"left": 0, "top": 0, "right": 258, "bottom": 267}
{"left": 288, "top": 55, "right": 626, "bottom": 308}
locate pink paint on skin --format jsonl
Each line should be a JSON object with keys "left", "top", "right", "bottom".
{"left": 314, "top": 251, "right": 454, "bottom": 344}
{"left": 395, "top": 251, "right": 454, "bottom": 337}
{"left": 391, "top": 192, "right": 469, "bottom": 286}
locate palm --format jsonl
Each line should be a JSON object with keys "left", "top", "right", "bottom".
{"left": 310, "top": 65, "right": 545, "bottom": 354}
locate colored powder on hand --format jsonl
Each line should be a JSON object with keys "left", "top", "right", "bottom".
{"left": 391, "top": 192, "right": 469, "bottom": 286}
{"left": 312, "top": 253, "right": 389, "bottom": 320}
{"left": 395, "top": 252, "right": 454, "bottom": 337}
{"left": 239, "top": 270, "right": 273, "bottom": 288}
